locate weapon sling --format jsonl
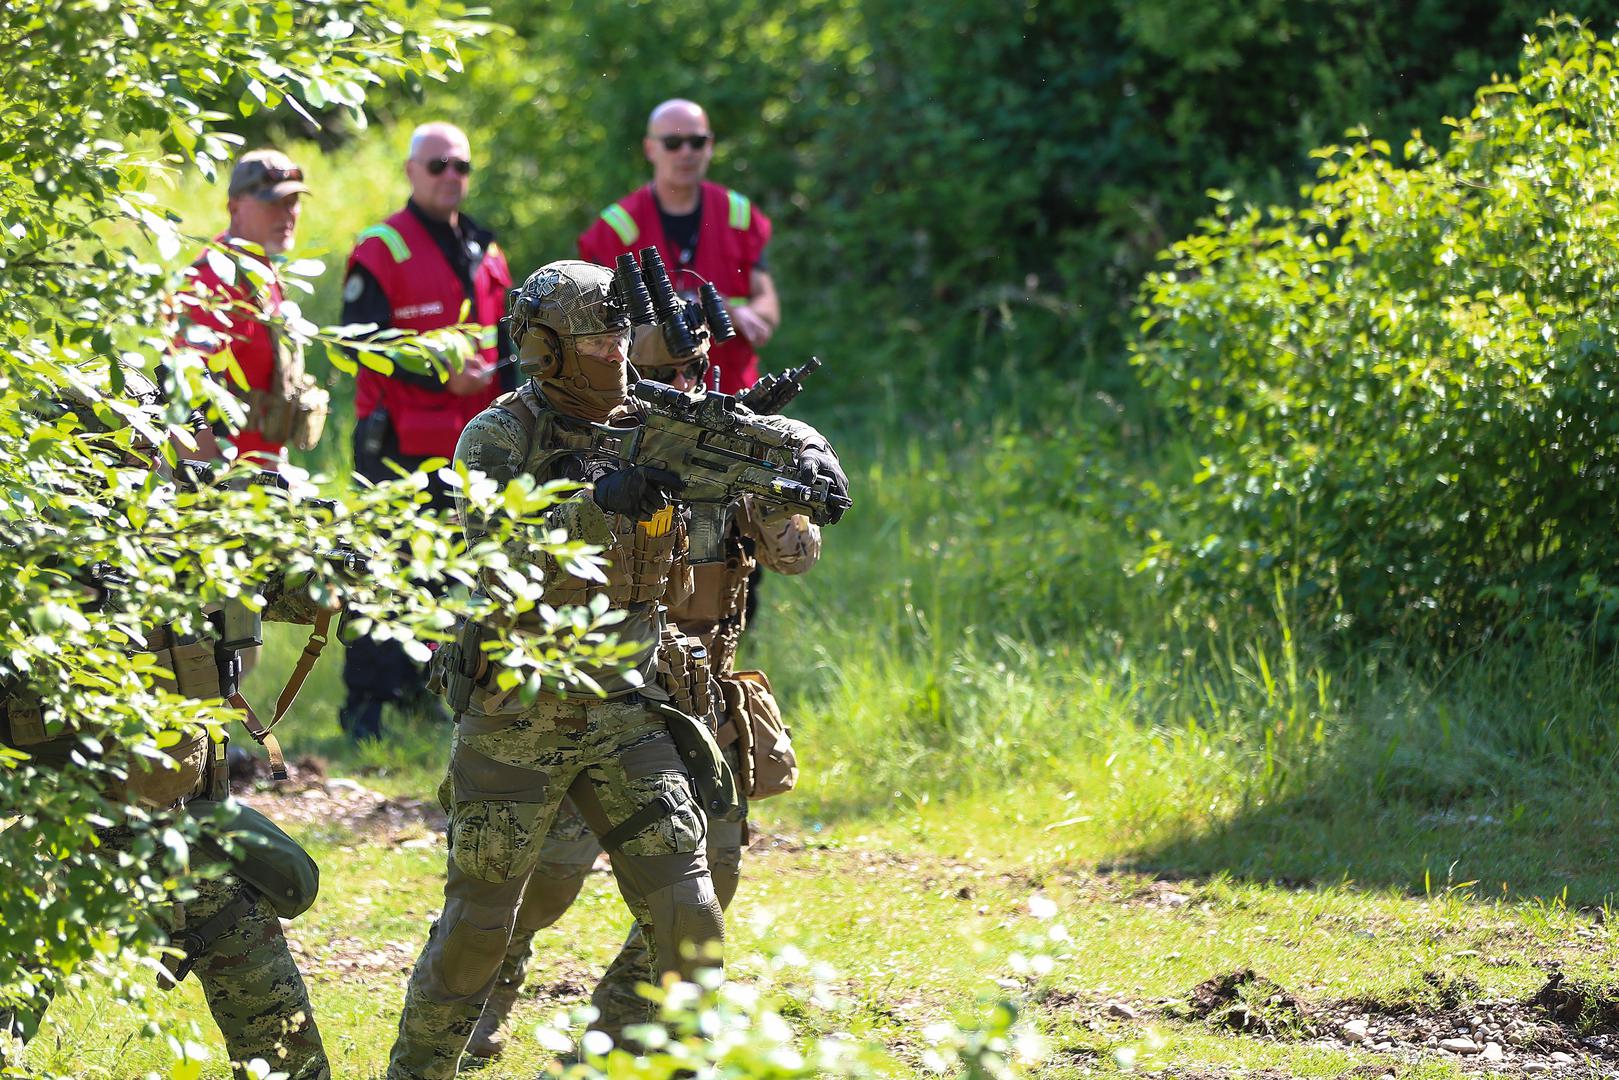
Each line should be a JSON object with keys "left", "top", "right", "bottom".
{"left": 234, "top": 608, "right": 336, "bottom": 781}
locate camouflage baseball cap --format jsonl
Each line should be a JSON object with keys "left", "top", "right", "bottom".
{"left": 228, "top": 149, "right": 311, "bottom": 201}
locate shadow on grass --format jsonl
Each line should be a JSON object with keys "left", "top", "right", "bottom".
{"left": 1121, "top": 771, "right": 1619, "bottom": 910}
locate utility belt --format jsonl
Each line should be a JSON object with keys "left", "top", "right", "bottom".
{"left": 0, "top": 604, "right": 335, "bottom": 795}
{"left": 434, "top": 601, "right": 663, "bottom": 717}
{"left": 243, "top": 381, "right": 329, "bottom": 452}
{"left": 1, "top": 670, "right": 226, "bottom": 810}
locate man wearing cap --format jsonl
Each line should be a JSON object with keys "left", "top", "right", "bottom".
{"left": 577, "top": 99, "right": 777, "bottom": 395}
{"left": 174, "top": 148, "right": 323, "bottom": 464}
{"left": 338, "top": 121, "right": 514, "bottom": 742}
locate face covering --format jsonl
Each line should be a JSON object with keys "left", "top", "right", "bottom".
{"left": 541, "top": 340, "right": 627, "bottom": 422}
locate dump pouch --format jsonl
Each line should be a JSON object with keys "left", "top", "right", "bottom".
{"left": 719, "top": 669, "right": 797, "bottom": 800}
{"left": 188, "top": 798, "right": 320, "bottom": 919}
{"left": 648, "top": 701, "right": 743, "bottom": 823}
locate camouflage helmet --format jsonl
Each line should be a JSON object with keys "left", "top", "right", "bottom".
{"left": 509, "top": 260, "right": 629, "bottom": 379}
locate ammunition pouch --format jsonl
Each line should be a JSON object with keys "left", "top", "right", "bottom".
{"left": 655, "top": 627, "right": 714, "bottom": 718}
{"left": 650, "top": 701, "right": 742, "bottom": 824}
{"left": 189, "top": 798, "right": 320, "bottom": 919}
{"left": 718, "top": 669, "right": 797, "bottom": 800}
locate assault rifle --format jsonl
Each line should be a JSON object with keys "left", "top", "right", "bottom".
{"left": 737, "top": 356, "right": 821, "bottom": 416}
{"left": 620, "top": 381, "right": 852, "bottom": 564}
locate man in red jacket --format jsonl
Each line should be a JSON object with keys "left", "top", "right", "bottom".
{"left": 339, "top": 121, "right": 514, "bottom": 741}
{"left": 174, "top": 149, "right": 314, "bottom": 464}
{"left": 578, "top": 99, "right": 777, "bottom": 394}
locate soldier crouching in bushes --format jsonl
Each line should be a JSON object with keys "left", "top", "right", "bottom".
{"left": 0, "top": 373, "right": 332, "bottom": 1079}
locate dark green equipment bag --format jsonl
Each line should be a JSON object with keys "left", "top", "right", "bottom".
{"left": 188, "top": 798, "right": 320, "bottom": 919}
{"left": 649, "top": 701, "right": 743, "bottom": 824}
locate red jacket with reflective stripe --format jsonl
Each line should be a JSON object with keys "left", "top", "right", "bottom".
{"left": 180, "top": 235, "right": 285, "bottom": 461}
{"left": 577, "top": 181, "right": 770, "bottom": 393}
{"left": 348, "top": 208, "right": 512, "bottom": 458}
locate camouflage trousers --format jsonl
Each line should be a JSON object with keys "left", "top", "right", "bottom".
{"left": 0, "top": 830, "right": 327, "bottom": 1080}
{"left": 386, "top": 694, "right": 723, "bottom": 1080}
{"left": 488, "top": 743, "right": 747, "bottom": 1038}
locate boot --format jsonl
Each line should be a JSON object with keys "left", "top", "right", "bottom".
{"left": 465, "top": 985, "right": 519, "bottom": 1059}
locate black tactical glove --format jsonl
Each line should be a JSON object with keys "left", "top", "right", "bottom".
{"left": 798, "top": 444, "right": 850, "bottom": 524}
{"left": 592, "top": 465, "right": 684, "bottom": 520}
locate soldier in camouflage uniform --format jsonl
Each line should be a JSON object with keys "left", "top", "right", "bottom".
{"left": 386, "top": 260, "right": 843, "bottom": 1077}
{"left": 0, "top": 378, "right": 330, "bottom": 1079}
{"left": 463, "top": 321, "right": 825, "bottom": 1058}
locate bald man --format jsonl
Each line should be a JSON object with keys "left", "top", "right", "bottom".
{"left": 339, "top": 121, "right": 514, "bottom": 742}
{"left": 578, "top": 99, "right": 778, "bottom": 394}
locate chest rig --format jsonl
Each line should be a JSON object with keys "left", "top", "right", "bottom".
{"left": 496, "top": 383, "right": 684, "bottom": 607}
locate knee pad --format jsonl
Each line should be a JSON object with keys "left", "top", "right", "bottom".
{"left": 434, "top": 898, "right": 518, "bottom": 1000}
{"left": 640, "top": 876, "right": 724, "bottom": 980}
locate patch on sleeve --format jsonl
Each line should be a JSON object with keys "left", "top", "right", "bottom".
{"left": 343, "top": 272, "right": 364, "bottom": 304}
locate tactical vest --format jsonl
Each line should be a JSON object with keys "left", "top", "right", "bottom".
{"left": 668, "top": 533, "right": 753, "bottom": 675}
{"left": 491, "top": 382, "right": 685, "bottom": 608}
{"left": 349, "top": 208, "right": 512, "bottom": 457}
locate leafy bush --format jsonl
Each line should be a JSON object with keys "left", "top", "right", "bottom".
{"left": 0, "top": 3, "right": 636, "bottom": 1073}
{"left": 1134, "top": 16, "right": 1619, "bottom": 643}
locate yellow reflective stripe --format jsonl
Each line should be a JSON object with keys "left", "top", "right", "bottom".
{"left": 600, "top": 203, "right": 638, "bottom": 245}
{"left": 727, "top": 190, "right": 750, "bottom": 231}
{"left": 725, "top": 296, "right": 750, "bottom": 309}
{"left": 478, "top": 325, "right": 498, "bottom": 349}
{"left": 357, "top": 224, "right": 410, "bottom": 263}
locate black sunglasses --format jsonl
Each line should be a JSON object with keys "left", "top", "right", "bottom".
{"left": 426, "top": 157, "right": 473, "bottom": 176}
{"left": 658, "top": 134, "right": 711, "bottom": 152}
{"left": 260, "top": 166, "right": 304, "bottom": 183}
{"left": 643, "top": 359, "right": 708, "bottom": 383}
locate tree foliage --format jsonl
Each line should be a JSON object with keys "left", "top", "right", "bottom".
{"left": 443, "top": 0, "right": 1618, "bottom": 368}
{"left": 1134, "top": 16, "right": 1619, "bottom": 643}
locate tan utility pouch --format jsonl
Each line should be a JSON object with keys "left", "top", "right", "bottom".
{"left": 151, "top": 640, "right": 223, "bottom": 700}
{"left": 718, "top": 669, "right": 797, "bottom": 800}
{"left": 121, "top": 728, "right": 213, "bottom": 809}
{"left": 123, "top": 640, "right": 221, "bottom": 807}
{"left": 246, "top": 379, "right": 329, "bottom": 451}
{"left": 1, "top": 690, "right": 49, "bottom": 746}
{"left": 243, "top": 325, "right": 329, "bottom": 451}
